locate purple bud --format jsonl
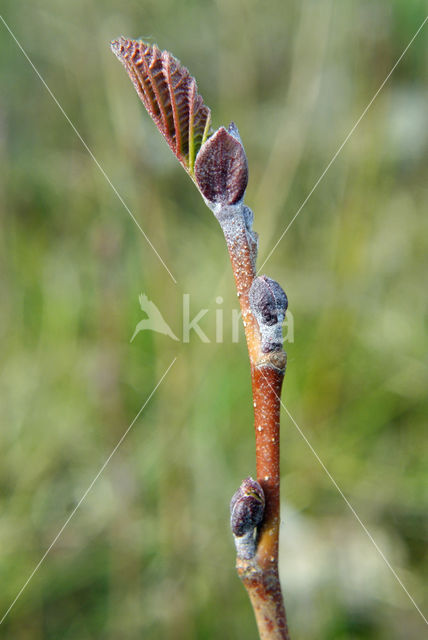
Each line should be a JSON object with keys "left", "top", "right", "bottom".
{"left": 194, "top": 127, "right": 248, "bottom": 205}
{"left": 249, "top": 276, "right": 288, "bottom": 326}
{"left": 230, "top": 477, "right": 265, "bottom": 537}
{"left": 249, "top": 276, "right": 288, "bottom": 355}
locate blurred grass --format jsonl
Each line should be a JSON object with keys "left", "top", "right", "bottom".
{"left": 0, "top": 0, "right": 427, "bottom": 638}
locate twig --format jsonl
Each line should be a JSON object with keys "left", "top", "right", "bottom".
{"left": 111, "top": 37, "right": 290, "bottom": 639}
{"left": 220, "top": 193, "right": 289, "bottom": 639}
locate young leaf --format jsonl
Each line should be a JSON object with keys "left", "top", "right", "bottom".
{"left": 111, "top": 37, "right": 211, "bottom": 176}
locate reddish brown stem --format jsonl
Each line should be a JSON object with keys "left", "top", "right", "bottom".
{"left": 252, "top": 364, "right": 284, "bottom": 570}
{"left": 221, "top": 216, "right": 259, "bottom": 360}
{"left": 223, "top": 220, "right": 290, "bottom": 639}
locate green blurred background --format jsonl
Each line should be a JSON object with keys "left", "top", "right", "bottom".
{"left": 1, "top": 1, "right": 427, "bottom": 638}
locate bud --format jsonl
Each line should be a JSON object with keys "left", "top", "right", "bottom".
{"left": 194, "top": 126, "right": 248, "bottom": 205}
{"left": 249, "top": 276, "right": 288, "bottom": 354}
{"left": 230, "top": 477, "right": 265, "bottom": 537}
{"left": 249, "top": 276, "right": 288, "bottom": 326}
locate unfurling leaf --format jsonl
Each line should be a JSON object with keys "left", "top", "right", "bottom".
{"left": 194, "top": 126, "right": 248, "bottom": 206}
{"left": 111, "top": 37, "right": 212, "bottom": 176}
